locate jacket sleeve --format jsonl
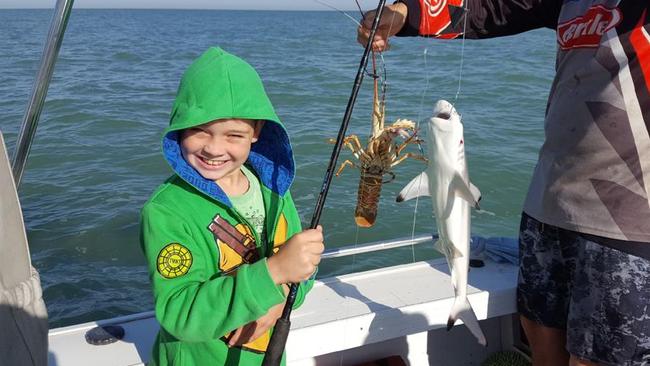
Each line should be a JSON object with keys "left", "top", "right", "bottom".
{"left": 141, "top": 201, "right": 286, "bottom": 342}
{"left": 397, "top": 0, "right": 561, "bottom": 39}
{"left": 282, "top": 191, "right": 314, "bottom": 309}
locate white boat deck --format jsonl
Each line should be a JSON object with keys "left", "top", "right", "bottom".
{"left": 48, "top": 257, "right": 518, "bottom": 366}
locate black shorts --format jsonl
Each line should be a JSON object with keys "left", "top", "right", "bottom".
{"left": 517, "top": 212, "right": 650, "bottom": 366}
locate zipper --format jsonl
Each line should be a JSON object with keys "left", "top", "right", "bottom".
{"left": 267, "top": 194, "right": 285, "bottom": 257}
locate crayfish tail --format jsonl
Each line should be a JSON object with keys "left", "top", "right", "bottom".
{"left": 355, "top": 214, "right": 375, "bottom": 228}
{"left": 354, "top": 170, "right": 383, "bottom": 228}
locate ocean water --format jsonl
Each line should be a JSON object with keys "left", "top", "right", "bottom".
{"left": 0, "top": 9, "right": 555, "bottom": 327}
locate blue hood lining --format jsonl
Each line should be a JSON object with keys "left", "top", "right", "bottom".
{"left": 162, "top": 122, "right": 295, "bottom": 207}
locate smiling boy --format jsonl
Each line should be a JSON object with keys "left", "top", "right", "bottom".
{"left": 180, "top": 118, "right": 264, "bottom": 196}
{"left": 141, "top": 47, "right": 324, "bottom": 366}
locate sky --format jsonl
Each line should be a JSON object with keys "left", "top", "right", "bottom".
{"left": 0, "top": 0, "right": 373, "bottom": 10}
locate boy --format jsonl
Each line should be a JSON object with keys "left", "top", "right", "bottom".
{"left": 141, "top": 47, "right": 324, "bottom": 366}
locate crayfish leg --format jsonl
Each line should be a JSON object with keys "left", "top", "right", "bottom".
{"left": 335, "top": 160, "right": 357, "bottom": 176}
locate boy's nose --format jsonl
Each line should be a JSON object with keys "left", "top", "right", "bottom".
{"left": 202, "top": 139, "right": 225, "bottom": 157}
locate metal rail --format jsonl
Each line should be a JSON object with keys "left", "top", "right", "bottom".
{"left": 12, "top": 0, "right": 74, "bottom": 186}
{"left": 322, "top": 234, "right": 433, "bottom": 259}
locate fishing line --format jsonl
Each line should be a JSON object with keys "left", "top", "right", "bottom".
{"left": 378, "top": 52, "right": 386, "bottom": 91}
{"left": 375, "top": 8, "right": 431, "bottom": 265}
{"left": 354, "top": 0, "right": 365, "bottom": 20}
{"left": 262, "top": 2, "right": 388, "bottom": 364}
{"left": 312, "top": 0, "right": 362, "bottom": 26}
{"left": 310, "top": 0, "right": 387, "bottom": 276}
{"left": 453, "top": 2, "right": 470, "bottom": 103}
{"left": 408, "top": 48, "right": 433, "bottom": 264}
{"left": 416, "top": 49, "right": 432, "bottom": 125}
{"left": 409, "top": 194, "right": 420, "bottom": 263}
{"left": 374, "top": 49, "right": 420, "bottom": 264}
{"left": 408, "top": 1, "right": 471, "bottom": 261}
{"left": 308, "top": 0, "right": 369, "bottom": 262}
{"left": 353, "top": 224, "right": 360, "bottom": 266}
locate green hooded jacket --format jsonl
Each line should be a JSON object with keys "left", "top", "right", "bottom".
{"left": 140, "top": 47, "right": 312, "bottom": 366}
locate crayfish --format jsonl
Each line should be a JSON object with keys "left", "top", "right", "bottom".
{"left": 330, "top": 55, "right": 426, "bottom": 227}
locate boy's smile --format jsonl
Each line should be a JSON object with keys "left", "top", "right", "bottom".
{"left": 180, "top": 118, "right": 263, "bottom": 193}
{"left": 200, "top": 158, "right": 228, "bottom": 167}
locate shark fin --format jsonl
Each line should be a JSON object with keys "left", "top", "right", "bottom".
{"left": 452, "top": 173, "right": 481, "bottom": 209}
{"left": 470, "top": 182, "right": 482, "bottom": 210}
{"left": 446, "top": 297, "right": 487, "bottom": 347}
{"left": 434, "top": 239, "right": 464, "bottom": 259}
{"left": 433, "top": 238, "right": 445, "bottom": 255}
{"left": 396, "top": 172, "right": 429, "bottom": 202}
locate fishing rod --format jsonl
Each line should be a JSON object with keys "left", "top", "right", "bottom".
{"left": 262, "top": 0, "right": 387, "bottom": 364}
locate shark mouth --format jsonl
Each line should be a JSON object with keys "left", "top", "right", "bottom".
{"left": 436, "top": 111, "right": 452, "bottom": 119}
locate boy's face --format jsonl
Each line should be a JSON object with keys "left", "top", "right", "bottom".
{"left": 180, "top": 118, "right": 264, "bottom": 183}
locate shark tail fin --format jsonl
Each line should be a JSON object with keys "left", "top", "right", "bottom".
{"left": 446, "top": 297, "right": 487, "bottom": 347}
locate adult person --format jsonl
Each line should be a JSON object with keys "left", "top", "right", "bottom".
{"left": 358, "top": 2, "right": 650, "bottom": 365}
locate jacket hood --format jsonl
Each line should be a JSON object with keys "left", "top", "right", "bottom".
{"left": 162, "top": 47, "right": 295, "bottom": 207}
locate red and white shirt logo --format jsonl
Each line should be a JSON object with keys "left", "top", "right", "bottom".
{"left": 420, "top": 0, "right": 463, "bottom": 37}
{"left": 424, "top": 0, "right": 447, "bottom": 17}
{"left": 557, "top": 5, "right": 622, "bottom": 50}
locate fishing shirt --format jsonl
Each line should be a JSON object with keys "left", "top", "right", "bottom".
{"left": 398, "top": 0, "right": 650, "bottom": 257}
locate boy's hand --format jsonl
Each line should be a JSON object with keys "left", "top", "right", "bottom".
{"left": 267, "top": 226, "right": 324, "bottom": 284}
{"left": 227, "top": 285, "right": 288, "bottom": 347}
{"left": 227, "top": 301, "right": 285, "bottom": 347}
{"left": 357, "top": 2, "right": 408, "bottom": 52}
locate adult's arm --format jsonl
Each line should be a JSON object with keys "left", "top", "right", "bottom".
{"left": 358, "top": 0, "right": 562, "bottom": 49}
{"left": 397, "top": 0, "right": 562, "bottom": 39}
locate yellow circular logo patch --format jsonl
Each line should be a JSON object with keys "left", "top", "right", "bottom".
{"left": 157, "top": 243, "right": 192, "bottom": 279}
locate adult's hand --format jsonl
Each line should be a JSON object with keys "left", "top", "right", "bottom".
{"left": 357, "top": 2, "right": 408, "bottom": 52}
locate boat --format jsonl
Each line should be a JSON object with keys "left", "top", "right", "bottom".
{"left": 1, "top": 1, "right": 530, "bottom": 365}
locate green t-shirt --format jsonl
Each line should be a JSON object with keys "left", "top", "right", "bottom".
{"left": 230, "top": 165, "right": 266, "bottom": 241}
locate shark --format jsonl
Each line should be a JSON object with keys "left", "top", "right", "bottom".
{"left": 396, "top": 99, "right": 487, "bottom": 346}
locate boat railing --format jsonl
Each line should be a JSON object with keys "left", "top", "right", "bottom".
{"left": 321, "top": 234, "right": 432, "bottom": 259}
{"left": 47, "top": 233, "right": 436, "bottom": 333}
{"left": 11, "top": 0, "right": 74, "bottom": 186}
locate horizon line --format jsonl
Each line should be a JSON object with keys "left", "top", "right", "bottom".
{"left": 0, "top": 7, "right": 361, "bottom": 11}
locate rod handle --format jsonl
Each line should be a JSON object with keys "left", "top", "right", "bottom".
{"left": 261, "top": 318, "right": 291, "bottom": 366}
